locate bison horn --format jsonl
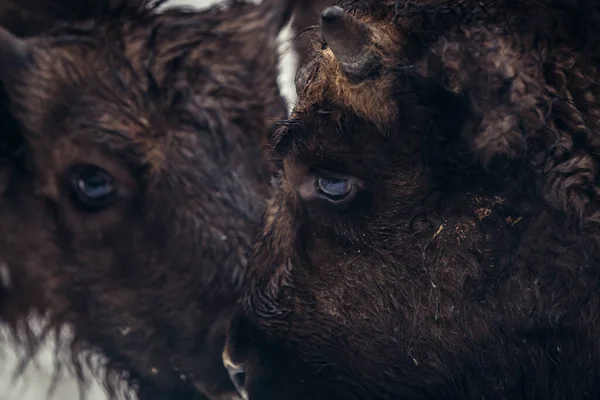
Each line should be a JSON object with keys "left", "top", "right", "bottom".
{"left": 319, "top": 6, "right": 381, "bottom": 82}
{"left": 0, "top": 26, "right": 31, "bottom": 95}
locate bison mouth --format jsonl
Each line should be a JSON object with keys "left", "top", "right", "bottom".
{"left": 222, "top": 314, "right": 284, "bottom": 400}
{"left": 223, "top": 313, "right": 334, "bottom": 400}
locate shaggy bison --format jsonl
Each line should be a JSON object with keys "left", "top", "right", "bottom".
{"left": 224, "top": 0, "right": 600, "bottom": 399}
{"left": 0, "top": 0, "right": 294, "bottom": 399}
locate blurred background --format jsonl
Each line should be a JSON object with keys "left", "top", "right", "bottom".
{"left": 0, "top": 0, "right": 299, "bottom": 399}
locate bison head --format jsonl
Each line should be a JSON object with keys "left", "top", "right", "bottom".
{"left": 225, "top": 1, "right": 600, "bottom": 399}
{"left": 0, "top": 0, "right": 293, "bottom": 399}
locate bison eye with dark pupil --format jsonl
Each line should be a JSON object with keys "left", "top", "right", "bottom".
{"left": 303, "top": 169, "right": 365, "bottom": 210}
{"left": 69, "top": 165, "right": 117, "bottom": 212}
{"left": 317, "top": 176, "right": 351, "bottom": 200}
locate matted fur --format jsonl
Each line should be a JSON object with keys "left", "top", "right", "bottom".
{"left": 0, "top": 0, "right": 294, "bottom": 399}
{"left": 225, "top": 1, "right": 600, "bottom": 399}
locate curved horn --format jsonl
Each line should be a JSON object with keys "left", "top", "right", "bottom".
{"left": 319, "top": 6, "right": 381, "bottom": 82}
{"left": 0, "top": 26, "right": 32, "bottom": 95}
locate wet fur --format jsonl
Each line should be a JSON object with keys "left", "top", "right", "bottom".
{"left": 0, "top": 0, "right": 291, "bottom": 399}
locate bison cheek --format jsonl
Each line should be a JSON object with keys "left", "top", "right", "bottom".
{"left": 0, "top": 191, "right": 67, "bottom": 316}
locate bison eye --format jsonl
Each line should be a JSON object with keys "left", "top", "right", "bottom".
{"left": 317, "top": 176, "right": 351, "bottom": 200}
{"left": 302, "top": 169, "right": 365, "bottom": 209}
{"left": 68, "top": 164, "right": 117, "bottom": 212}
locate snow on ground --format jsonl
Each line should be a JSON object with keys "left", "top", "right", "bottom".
{"left": 0, "top": 0, "right": 298, "bottom": 399}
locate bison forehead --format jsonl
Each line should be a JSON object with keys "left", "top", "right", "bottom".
{"left": 15, "top": 14, "right": 281, "bottom": 174}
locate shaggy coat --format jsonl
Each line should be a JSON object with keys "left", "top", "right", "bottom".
{"left": 0, "top": 0, "right": 293, "bottom": 399}
{"left": 224, "top": 1, "right": 600, "bottom": 399}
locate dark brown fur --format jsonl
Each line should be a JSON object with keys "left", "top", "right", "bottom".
{"left": 0, "top": 0, "right": 91, "bottom": 37}
{"left": 225, "top": 1, "right": 600, "bottom": 399}
{"left": 0, "top": 1, "right": 293, "bottom": 399}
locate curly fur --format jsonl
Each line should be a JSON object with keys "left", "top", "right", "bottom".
{"left": 224, "top": 1, "right": 600, "bottom": 399}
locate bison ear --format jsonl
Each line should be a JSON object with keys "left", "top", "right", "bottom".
{"left": 0, "top": 26, "right": 32, "bottom": 97}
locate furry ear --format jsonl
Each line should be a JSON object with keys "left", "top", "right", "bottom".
{"left": 0, "top": 26, "right": 32, "bottom": 98}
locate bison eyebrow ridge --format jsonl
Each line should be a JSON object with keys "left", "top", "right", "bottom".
{"left": 271, "top": 120, "right": 308, "bottom": 158}
{"left": 272, "top": 111, "right": 346, "bottom": 158}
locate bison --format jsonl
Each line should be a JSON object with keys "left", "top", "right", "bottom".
{"left": 0, "top": 0, "right": 294, "bottom": 399}
{"left": 224, "top": 0, "right": 600, "bottom": 399}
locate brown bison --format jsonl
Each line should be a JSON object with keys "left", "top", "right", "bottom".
{"left": 0, "top": 0, "right": 294, "bottom": 399}
{"left": 224, "top": 0, "right": 600, "bottom": 399}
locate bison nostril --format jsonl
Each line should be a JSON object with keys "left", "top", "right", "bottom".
{"left": 223, "top": 350, "right": 248, "bottom": 399}
{"left": 230, "top": 368, "right": 246, "bottom": 396}
{"left": 227, "top": 366, "right": 248, "bottom": 400}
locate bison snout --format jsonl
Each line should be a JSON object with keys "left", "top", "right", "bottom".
{"left": 223, "top": 348, "right": 249, "bottom": 400}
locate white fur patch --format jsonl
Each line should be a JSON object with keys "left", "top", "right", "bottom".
{"left": 276, "top": 18, "right": 300, "bottom": 113}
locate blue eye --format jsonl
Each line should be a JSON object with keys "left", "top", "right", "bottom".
{"left": 316, "top": 176, "right": 351, "bottom": 200}
{"left": 298, "top": 169, "right": 365, "bottom": 209}
{"left": 69, "top": 164, "right": 117, "bottom": 212}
